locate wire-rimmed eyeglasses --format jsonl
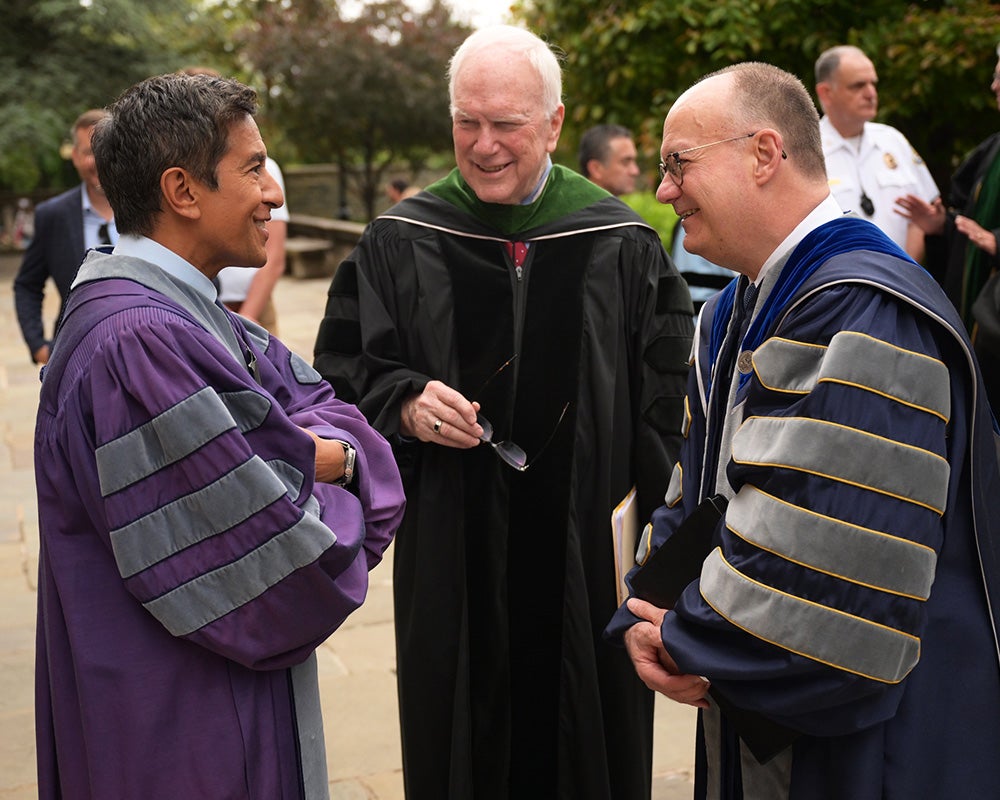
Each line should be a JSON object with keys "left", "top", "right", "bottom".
{"left": 474, "top": 354, "right": 570, "bottom": 472}
{"left": 657, "top": 132, "right": 759, "bottom": 187}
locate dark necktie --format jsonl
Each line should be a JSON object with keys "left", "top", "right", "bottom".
{"left": 713, "top": 278, "right": 757, "bottom": 398}
{"left": 739, "top": 280, "right": 759, "bottom": 339}
{"left": 705, "top": 277, "right": 760, "bottom": 469}
{"left": 97, "top": 222, "right": 110, "bottom": 245}
{"left": 731, "top": 280, "right": 760, "bottom": 378}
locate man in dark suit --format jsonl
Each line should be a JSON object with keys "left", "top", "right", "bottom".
{"left": 14, "top": 109, "right": 116, "bottom": 364}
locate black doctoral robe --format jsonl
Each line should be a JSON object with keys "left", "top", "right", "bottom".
{"left": 314, "top": 165, "right": 694, "bottom": 799}
{"left": 927, "top": 132, "right": 1000, "bottom": 411}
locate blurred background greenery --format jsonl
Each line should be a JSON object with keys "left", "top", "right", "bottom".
{"left": 3, "top": 0, "right": 998, "bottom": 227}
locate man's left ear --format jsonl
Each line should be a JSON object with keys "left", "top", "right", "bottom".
{"left": 754, "top": 129, "right": 786, "bottom": 184}
{"left": 160, "top": 167, "right": 201, "bottom": 220}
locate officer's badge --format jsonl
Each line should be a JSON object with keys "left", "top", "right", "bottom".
{"left": 884, "top": 153, "right": 898, "bottom": 169}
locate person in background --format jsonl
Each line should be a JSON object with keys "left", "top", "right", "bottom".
{"left": 13, "top": 109, "right": 117, "bottom": 364}
{"left": 896, "top": 43, "right": 1000, "bottom": 410}
{"left": 13, "top": 198, "right": 34, "bottom": 248}
{"left": 610, "top": 60, "right": 1000, "bottom": 799}
{"left": 33, "top": 72, "right": 405, "bottom": 800}
{"left": 815, "top": 45, "right": 939, "bottom": 263}
{"left": 578, "top": 123, "right": 641, "bottom": 196}
{"left": 385, "top": 177, "right": 421, "bottom": 204}
{"left": 314, "top": 25, "right": 693, "bottom": 800}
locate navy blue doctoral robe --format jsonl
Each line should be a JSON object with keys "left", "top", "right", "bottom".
{"left": 613, "top": 217, "right": 1000, "bottom": 798}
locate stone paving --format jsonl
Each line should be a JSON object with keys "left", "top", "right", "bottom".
{"left": 0, "top": 252, "right": 696, "bottom": 799}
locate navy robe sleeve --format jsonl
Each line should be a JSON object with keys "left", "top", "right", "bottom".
{"left": 663, "top": 283, "right": 958, "bottom": 736}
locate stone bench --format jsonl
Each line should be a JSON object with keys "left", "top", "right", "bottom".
{"left": 286, "top": 214, "right": 367, "bottom": 279}
{"left": 285, "top": 237, "right": 334, "bottom": 279}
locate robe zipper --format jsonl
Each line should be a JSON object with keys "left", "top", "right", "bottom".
{"left": 511, "top": 260, "right": 527, "bottom": 381}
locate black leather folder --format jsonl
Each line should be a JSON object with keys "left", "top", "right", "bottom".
{"left": 630, "top": 494, "right": 728, "bottom": 609}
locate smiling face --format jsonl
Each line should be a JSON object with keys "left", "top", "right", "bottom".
{"left": 451, "top": 50, "right": 564, "bottom": 205}
{"left": 655, "top": 74, "right": 760, "bottom": 273}
{"left": 191, "top": 116, "right": 284, "bottom": 276}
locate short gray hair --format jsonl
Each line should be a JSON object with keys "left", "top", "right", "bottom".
{"left": 704, "top": 62, "right": 827, "bottom": 181}
{"left": 814, "top": 45, "right": 867, "bottom": 85}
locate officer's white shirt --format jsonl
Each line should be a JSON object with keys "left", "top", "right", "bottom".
{"left": 820, "top": 116, "right": 939, "bottom": 249}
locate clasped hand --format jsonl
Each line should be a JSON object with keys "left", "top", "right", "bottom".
{"left": 625, "top": 598, "right": 711, "bottom": 709}
{"left": 302, "top": 428, "right": 346, "bottom": 484}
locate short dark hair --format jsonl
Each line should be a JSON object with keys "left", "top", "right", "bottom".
{"left": 578, "top": 124, "right": 632, "bottom": 177}
{"left": 91, "top": 72, "right": 257, "bottom": 236}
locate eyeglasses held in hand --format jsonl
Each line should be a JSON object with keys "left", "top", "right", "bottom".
{"left": 474, "top": 354, "right": 570, "bottom": 472}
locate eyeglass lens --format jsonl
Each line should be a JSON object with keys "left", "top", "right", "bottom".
{"left": 477, "top": 402, "right": 569, "bottom": 473}
{"left": 657, "top": 158, "right": 680, "bottom": 185}
{"left": 473, "top": 355, "right": 527, "bottom": 470}
{"left": 477, "top": 413, "right": 529, "bottom": 470}
{"left": 657, "top": 133, "right": 760, "bottom": 188}
{"left": 473, "top": 354, "right": 569, "bottom": 472}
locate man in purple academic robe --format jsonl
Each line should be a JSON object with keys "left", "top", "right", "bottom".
{"left": 32, "top": 72, "right": 405, "bottom": 800}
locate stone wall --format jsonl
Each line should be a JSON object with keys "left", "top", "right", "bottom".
{"left": 283, "top": 164, "right": 450, "bottom": 222}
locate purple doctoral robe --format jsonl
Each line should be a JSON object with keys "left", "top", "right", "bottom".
{"left": 34, "top": 250, "right": 405, "bottom": 799}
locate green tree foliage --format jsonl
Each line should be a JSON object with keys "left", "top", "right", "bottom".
{"left": 517, "top": 0, "right": 1000, "bottom": 192}
{"left": 1, "top": 0, "right": 206, "bottom": 193}
{"left": 239, "top": 0, "right": 470, "bottom": 219}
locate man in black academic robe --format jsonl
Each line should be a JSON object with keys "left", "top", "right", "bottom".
{"left": 314, "top": 25, "right": 693, "bottom": 800}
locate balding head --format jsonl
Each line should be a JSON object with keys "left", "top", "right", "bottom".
{"left": 711, "top": 63, "right": 826, "bottom": 179}
{"left": 658, "top": 63, "right": 829, "bottom": 278}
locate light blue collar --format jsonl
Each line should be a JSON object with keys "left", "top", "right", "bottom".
{"left": 113, "top": 235, "right": 218, "bottom": 301}
{"left": 521, "top": 157, "right": 554, "bottom": 205}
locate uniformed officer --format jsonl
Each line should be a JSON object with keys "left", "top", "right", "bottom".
{"left": 815, "top": 45, "right": 939, "bottom": 262}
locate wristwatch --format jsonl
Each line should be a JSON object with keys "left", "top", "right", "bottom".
{"left": 334, "top": 441, "right": 356, "bottom": 486}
